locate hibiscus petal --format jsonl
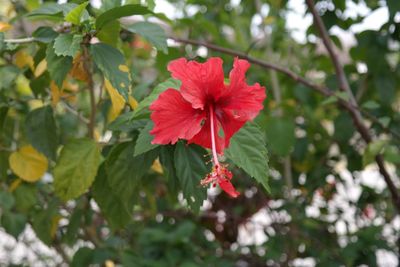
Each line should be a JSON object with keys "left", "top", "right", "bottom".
{"left": 218, "top": 110, "right": 246, "bottom": 148}
{"left": 188, "top": 112, "right": 225, "bottom": 153}
{"left": 220, "top": 57, "right": 266, "bottom": 121}
{"left": 150, "top": 89, "right": 205, "bottom": 144}
{"left": 168, "top": 57, "right": 225, "bottom": 109}
{"left": 218, "top": 178, "right": 240, "bottom": 198}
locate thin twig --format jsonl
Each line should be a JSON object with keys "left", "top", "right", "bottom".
{"left": 0, "top": 145, "right": 12, "bottom": 152}
{"left": 82, "top": 43, "right": 96, "bottom": 139}
{"left": 62, "top": 102, "right": 90, "bottom": 125}
{"left": 53, "top": 242, "right": 70, "bottom": 265}
{"left": 4, "top": 37, "right": 35, "bottom": 44}
{"left": 305, "top": 0, "right": 400, "bottom": 212}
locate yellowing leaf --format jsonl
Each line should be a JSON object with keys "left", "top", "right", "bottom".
{"left": 94, "top": 129, "right": 101, "bottom": 142}
{"left": 8, "top": 179, "right": 22, "bottom": 192}
{"left": 0, "top": 22, "right": 11, "bottom": 32}
{"left": 9, "top": 145, "right": 48, "bottom": 183}
{"left": 151, "top": 158, "right": 163, "bottom": 174}
{"left": 15, "top": 50, "right": 34, "bottom": 71}
{"left": 118, "top": 64, "right": 129, "bottom": 73}
{"left": 16, "top": 75, "right": 33, "bottom": 96}
{"left": 105, "top": 79, "right": 125, "bottom": 121}
{"left": 28, "top": 99, "right": 44, "bottom": 110}
{"left": 264, "top": 16, "right": 275, "bottom": 25}
{"left": 128, "top": 95, "right": 138, "bottom": 110}
{"left": 50, "top": 215, "right": 62, "bottom": 238}
{"left": 34, "top": 59, "right": 47, "bottom": 78}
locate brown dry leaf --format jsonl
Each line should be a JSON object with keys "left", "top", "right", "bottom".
{"left": 70, "top": 53, "right": 89, "bottom": 82}
{"left": 50, "top": 81, "right": 61, "bottom": 106}
{"left": 51, "top": 80, "right": 79, "bottom": 106}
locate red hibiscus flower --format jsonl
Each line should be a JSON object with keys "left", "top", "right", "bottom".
{"left": 150, "top": 57, "right": 266, "bottom": 198}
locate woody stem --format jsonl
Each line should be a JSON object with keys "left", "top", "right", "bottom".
{"left": 209, "top": 106, "right": 219, "bottom": 166}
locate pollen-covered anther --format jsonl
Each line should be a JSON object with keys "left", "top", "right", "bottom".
{"left": 200, "top": 164, "right": 233, "bottom": 187}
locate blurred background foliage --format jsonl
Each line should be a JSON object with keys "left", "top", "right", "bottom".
{"left": 0, "top": 0, "right": 399, "bottom": 266}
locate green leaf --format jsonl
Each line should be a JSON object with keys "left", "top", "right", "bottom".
{"left": 265, "top": 117, "right": 295, "bottom": 156}
{"left": 174, "top": 142, "right": 208, "bottom": 211}
{"left": 106, "top": 142, "right": 158, "bottom": 204}
{"left": 321, "top": 92, "right": 350, "bottom": 106}
{"left": 107, "top": 113, "right": 148, "bottom": 132}
{"left": 25, "top": 105, "right": 58, "bottom": 160}
{"left": 90, "top": 43, "right": 130, "bottom": 100}
{"left": 0, "top": 191, "right": 15, "bottom": 210}
{"left": 160, "top": 146, "right": 179, "bottom": 193}
{"left": 13, "top": 183, "right": 37, "bottom": 212}
{"left": 0, "top": 66, "right": 19, "bottom": 90}
{"left": 71, "top": 247, "right": 114, "bottom": 267}
{"left": 71, "top": 247, "right": 94, "bottom": 267}
{"left": 97, "top": 20, "right": 121, "bottom": 47}
{"left": 123, "top": 22, "right": 168, "bottom": 53}
{"left": 65, "top": 1, "right": 89, "bottom": 25}
{"left": 32, "top": 27, "right": 59, "bottom": 43}
{"left": 362, "top": 100, "right": 380, "bottom": 110}
{"left": 0, "top": 32, "right": 4, "bottom": 52}
{"left": 0, "top": 152, "right": 9, "bottom": 181}
{"left": 53, "top": 33, "right": 83, "bottom": 57}
{"left": 383, "top": 145, "right": 400, "bottom": 164}
{"left": 334, "top": 113, "right": 355, "bottom": 143}
{"left": 96, "top": 4, "right": 153, "bottom": 30}
{"left": 134, "top": 121, "right": 158, "bottom": 156}
{"left": 64, "top": 207, "right": 83, "bottom": 245}
{"left": 378, "top": 117, "right": 391, "bottom": 128}
{"left": 46, "top": 42, "right": 73, "bottom": 88}
{"left": 32, "top": 204, "right": 58, "bottom": 245}
{"left": 363, "top": 140, "right": 387, "bottom": 166}
{"left": 0, "top": 106, "right": 8, "bottom": 132}
{"left": 1, "top": 211, "right": 26, "bottom": 239}
{"left": 225, "top": 122, "right": 269, "bottom": 191}
{"left": 92, "top": 164, "right": 131, "bottom": 229}
{"left": 375, "top": 73, "right": 396, "bottom": 104}
{"left": 54, "top": 139, "right": 102, "bottom": 201}
{"left": 133, "top": 78, "right": 180, "bottom": 118}
{"left": 30, "top": 73, "right": 50, "bottom": 97}
{"left": 27, "top": 3, "right": 78, "bottom": 21}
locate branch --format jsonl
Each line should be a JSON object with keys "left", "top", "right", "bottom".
{"left": 4, "top": 37, "right": 35, "bottom": 44}
{"left": 82, "top": 43, "right": 96, "bottom": 139}
{"left": 53, "top": 241, "right": 70, "bottom": 264}
{"left": 305, "top": 0, "right": 400, "bottom": 211}
{"left": 62, "top": 102, "right": 90, "bottom": 125}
